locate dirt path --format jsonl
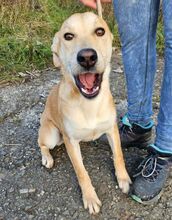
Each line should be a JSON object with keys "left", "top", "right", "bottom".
{"left": 0, "top": 53, "right": 172, "bottom": 220}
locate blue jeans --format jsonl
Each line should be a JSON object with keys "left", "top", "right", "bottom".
{"left": 113, "top": 0, "right": 172, "bottom": 153}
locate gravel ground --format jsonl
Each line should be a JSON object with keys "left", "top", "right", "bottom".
{"left": 0, "top": 53, "right": 172, "bottom": 220}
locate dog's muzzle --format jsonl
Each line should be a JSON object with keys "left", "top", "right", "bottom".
{"left": 74, "top": 48, "right": 103, "bottom": 99}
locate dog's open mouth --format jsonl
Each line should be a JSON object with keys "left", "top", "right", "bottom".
{"left": 74, "top": 72, "right": 103, "bottom": 99}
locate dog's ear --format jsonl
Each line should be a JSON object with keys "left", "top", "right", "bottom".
{"left": 51, "top": 32, "right": 61, "bottom": 68}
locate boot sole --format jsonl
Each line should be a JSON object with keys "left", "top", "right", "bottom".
{"left": 131, "top": 191, "right": 162, "bottom": 205}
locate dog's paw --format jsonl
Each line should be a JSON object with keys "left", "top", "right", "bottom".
{"left": 83, "top": 190, "right": 102, "bottom": 215}
{"left": 42, "top": 155, "right": 54, "bottom": 168}
{"left": 117, "top": 174, "right": 132, "bottom": 194}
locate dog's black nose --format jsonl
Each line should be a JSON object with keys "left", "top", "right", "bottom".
{"left": 77, "top": 48, "right": 97, "bottom": 69}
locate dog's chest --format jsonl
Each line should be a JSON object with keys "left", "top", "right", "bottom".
{"left": 63, "top": 109, "right": 115, "bottom": 141}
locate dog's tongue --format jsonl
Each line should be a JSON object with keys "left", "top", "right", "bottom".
{"left": 79, "top": 73, "right": 96, "bottom": 89}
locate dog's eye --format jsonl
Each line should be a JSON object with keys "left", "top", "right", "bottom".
{"left": 95, "top": 28, "right": 105, "bottom": 37}
{"left": 64, "top": 33, "right": 74, "bottom": 41}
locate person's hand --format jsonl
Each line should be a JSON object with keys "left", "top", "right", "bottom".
{"left": 79, "top": 0, "right": 111, "bottom": 9}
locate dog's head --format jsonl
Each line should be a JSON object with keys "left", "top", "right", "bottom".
{"left": 52, "top": 12, "right": 113, "bottom": 99}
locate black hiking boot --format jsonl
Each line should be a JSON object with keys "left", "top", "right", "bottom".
{"left": 130, "top": 146, "right": 172, "bottom": 204}
{"left": 120, "top": 115, "right": 153, "bottom": 148}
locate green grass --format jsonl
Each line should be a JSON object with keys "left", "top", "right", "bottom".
{"left": 157, "top": 12, "right": 164, "bottom": 55}
{"left": 0, "top": 0, "right": 164, "bottom": 84}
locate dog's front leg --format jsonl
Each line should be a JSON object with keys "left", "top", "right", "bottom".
{"left": 63, "top": 135, "right": 101, "bottom": 214}
{"left": 106, "top": 124, "right": 131, "bottom": 193}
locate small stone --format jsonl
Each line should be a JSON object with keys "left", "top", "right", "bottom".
{"left": 19, "top": 188, "right": 36, "bottom": 194}
{"left": 63, "top": 210, "right": 69, "bottom": 215}
{"left": 40, "top": 190, "right": 45, "bottom": 196}
{"left": 72, "top": 211, "right": 78, "bottom": 219}
{"left": 9, "top": 187, "right": 14, "bottom": 193}
{"left": 0, "top": 214, "right": 4, "bottom": 220}
{"left": 113, "top": 67, "right": 123, "bottom": 73}
{"left": 19, "top": 189, "right": 29, "bottom": 194}
{"left": 25, "top": 205, "right": 33, "bottom": 211}
{"left": 18, "top": 72, "right": 27, "bottom": 77}
{"left": 28, "top": 188, "right": 36, "bottom": 193}
{"left": 0, "top": 173, "right": 5, "bottom": 181}
{"left": 167, "top": 201, "right": 172, "bottom": 208}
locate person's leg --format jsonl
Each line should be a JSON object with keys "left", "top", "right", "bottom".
{"left": 153, "top": 0, "right": 172, "bottom": 154}
{"left": 130, "top": 0, "right": 172, "bottom": 203}
{"left": 113, "top": 0, "right": 160, "bottom": 126}
{"left": 113, "top": 0, "right": 160, "bottom": 148}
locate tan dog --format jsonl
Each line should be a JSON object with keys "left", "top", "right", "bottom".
{"left": 38, "top": 12, "right": 131, "bottom": 214}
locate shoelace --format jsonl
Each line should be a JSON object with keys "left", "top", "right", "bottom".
{"left": 133, "top": 154, "right": 161, "bottom": 181}
{"left": 120, "top": 118, "right": 133, "bottom": 135}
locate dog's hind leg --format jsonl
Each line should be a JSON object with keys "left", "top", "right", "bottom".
{"left": 106, "top": 124, "right": 131, "bottom": 193}
{"left": 38, "top": 120, "right": 63, "bottom": 168}
{"left": 63, "top": 135, "right": 101, "bottom": 215}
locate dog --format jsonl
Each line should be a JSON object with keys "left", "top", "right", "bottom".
{"left": 38, "top": 12, "right": 131, "bottom": 214}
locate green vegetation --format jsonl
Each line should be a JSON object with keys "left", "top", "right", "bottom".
{"left": 157, "top": 11, "right": 164, "bottom": 55}
{"left": 0, "top": 0, "right": 164, "bottom": 83}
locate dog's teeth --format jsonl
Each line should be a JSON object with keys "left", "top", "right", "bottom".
{"left": 81, "top": 86, "right": 99, "bottom": 95}
{"left": 81, "top": 88, "right": 90, "bottom": 94}
{"left": 93, "top": 86, "right": 99, "bottom": 92}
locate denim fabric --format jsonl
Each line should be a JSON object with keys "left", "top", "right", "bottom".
{"left": 113, "top": 0, "right": 172, "bottom": 152}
